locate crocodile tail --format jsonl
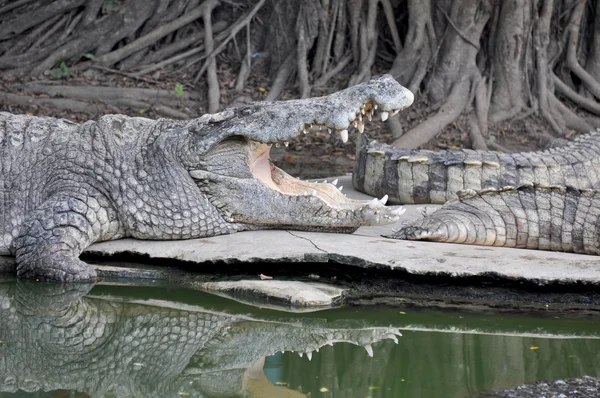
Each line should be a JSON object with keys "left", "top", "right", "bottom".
{"left": 354, "top": 130, "right": 600, "bottom": 205}
{"left": 390, "top": 184, "right": 600, "bottom": 254}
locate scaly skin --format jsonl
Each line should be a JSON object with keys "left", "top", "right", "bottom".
{"left": 354, "top": 130, "right": 600, "bottom": 204}
{"left": 391, "top": 184, "right": 600, "bottom": 254}
{"left": 0, "top": 75, "right": 414, "bottom": 282}
{"left": 0, "top": 280, "right": 401, "bottom": 397}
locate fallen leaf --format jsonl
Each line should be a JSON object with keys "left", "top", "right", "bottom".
{"left": 259, "top": 87, "right": 266, "bottom": 92}
{"left": 399, "top": 311, "right": 407, "bottom": 315}
{"left": 259, "top": 274, "right": 273, "bottom": 280}
{"left": 530, "top": 346, "right": 539, "bottom": 350}
{"left": 319, "top": 387, "right": 329, "bottom": 392}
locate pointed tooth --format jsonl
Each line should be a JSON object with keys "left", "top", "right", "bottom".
{"left": 381, "top": 111, "right": 389, "bottom": 121}
{"left": 358, "top": 113, "right": 362, "bottom": 121}
{"left": 368, "top": 198, "right": 380, "bottom": 209}
{"left": 311, "top": 189, "right": 317, "bottom": 196}
{"left": 374, "top": 104, "right": 378, "bottom": 110}
{"left": 392, "top": 109, "right": 400, "bottom": 116}
{"left": 387, "top": 334, "right": 399, "bottom": 344}
{"left": 284, "top": 141, "right": 289, "bottom": 147}
{"left": 327, "top": 128, "right": 332, "bottom": 134}
{"left": 307, "top": 352, "right": 312, "bottom": 361}
{"left": 357, "top": 119, "right": 364, "bottom": 133}
{"left": 303, "top": 127, "right": 309, "bottom": 134}
{"left": 316, "top": 348, "right": 319, "bottom": 352}
{"left": 391, "top": 207, "right": 406, "bottom": 216}
{"left": 299, "top": 352, "right": 303, "bottom": 357}
{"left": 361, "top": 107, "right": 366, "bottom": 115}
{"left": 327, "top": 342, "right": 333, "bottom": 346}
{"left": 338, "top": 186, "right": 343, "bottom": 191}
{"left": 353, "top": 120, "right": 357, "bottom": 128}
{"left": 367, "top": 111, "right": 373, "bottom": 121}
{"left": 339, "top": 129, "right": 348, "bottom": 143}
{"left": 380, "top": 194, "right": 388, "bottom": 205}
{"left": 275, "top": 143, "right": 280, "bottom": 148}
{"left": 364, "top": 344, "right": 373, "bottom": 357}
{"left": 332, "top": 178, "right": 338, "bottom": 185}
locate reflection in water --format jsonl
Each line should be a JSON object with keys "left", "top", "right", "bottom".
{"left": 0, "top": 279, "right": 599, "bottom": 398}
{"left": 0, "top": 280, "right": 399, "bottom": 397}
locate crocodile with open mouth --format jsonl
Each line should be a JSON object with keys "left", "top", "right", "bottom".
{"left": 0, "top": 75, "right": 414, "bottom": 282}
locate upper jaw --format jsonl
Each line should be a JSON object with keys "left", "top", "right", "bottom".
{"left": 225, "top": 74, "right": 414, "bottom": 145}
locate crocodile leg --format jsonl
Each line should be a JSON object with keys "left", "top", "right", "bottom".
{"left": 390, "top": 184, "right": 600, "bottom": 254}
{"left": 13, "top": 193, "right": 124, "bottom": 282}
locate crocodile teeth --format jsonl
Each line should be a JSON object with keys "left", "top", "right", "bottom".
{"left": 392, "top": 109, "right": 400, "bottom": 116}
{"left": 387, "top": 334, "right": 399, "bottom": 344}
{"left": 303, "top": 127, "right": 309, "bottom": 134}
{"left": 364, "top": 344, "right": 374, "bottom": 357}
{"left": 339, "top": 129, "right": 349, "bottom": 143}
{"left": 332, "top": 178, "right": 338, "bottom": 186}
{"left": 358, "top": 113, "right": 362, "bottom": 121}
{"left": 374, "top": 104, "right": 378, "bottom": 110}
{"left": 327, "top": 128, "right": 332, "bottom": 134}
{"left": 357, "top": 119, "right": 364, "bottom": 133}
{"left": 338, "top": 186, "right": 343, "bottom": 191}
{"left": 380, "top": 194, "right": 388, "bottom": 205}
{"left": 367, "top": 110, "right": 373, "bottom": 121}
{"left": 299, "top": 352, "right": 303, "bottom": 357}
{"left": 391, "top": 207, "right": 406, "bottom": 216}
{"left": 284, "top": 141, "right": 289, "bottom": 147}
{"left": 306, "top": 352, "right": 312, "bottom": 361}
{"left": 367, "top": 198, "right": 379, "bottom": 209}
{"left": 381, "top": 111, "right": 389, "bottom": 121}
{"left": 311, "top": 190, "right": 317, "bottom": 196}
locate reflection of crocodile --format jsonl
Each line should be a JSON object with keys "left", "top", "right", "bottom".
{"left": 0, "top": 75, "right": 413, "bottom": 282}
{"left": 0, "top": 280, "right": 400, "bottom": 397}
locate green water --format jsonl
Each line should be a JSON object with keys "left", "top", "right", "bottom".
{"left": 0, "top": 278, "right": 598, "bottom": 398}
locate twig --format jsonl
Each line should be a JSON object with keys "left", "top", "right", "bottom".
{"left": 297, "top": 15, "right": 311, "bottom": 98}
{"left": 380, "top": 0, "right": 402, "bottom": 52}
{"left": 435, "top": 4, "right": 480, "bottom": 49}
{"left": 321, "top": 0, "right": 339, "bottom": 74}
{"left": 313, "top": 54, "right": 352, "bottom": 88}
{"left": 265, "top": 51, "right": 295, "bottom": 101}
{"left": 94, "top": 0, "right": 216, "bottom": 67}
{"left": 136, "top": 45, "right": 205, "bottom": 77}
{"left": 194, "top": 0, "right": 267, "bottom": 83}
{"left": 0, "top": 0, "right": 36, "bottom": 16}
{"left": 90, "top": 65, "right": 160, "bottom": 84}
{"left": 31, "top": 14, "right": 68, "bottom": 49}
{"left": 203, "top": 0, "right": 220, "bottom": 113}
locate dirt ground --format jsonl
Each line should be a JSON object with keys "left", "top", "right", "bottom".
{"left": 0, "top": 68, "right": 567, "bottom": 179}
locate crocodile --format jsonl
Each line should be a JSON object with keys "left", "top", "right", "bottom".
{"left": 0, "top": 75, "right": 414, "bottom": 282}
{"left": 390, "top": 184, "right": 600, "bottom": 254}
{"left": 0, "top": 279, "right": 400, "bottom": 397}
{"left": 353, "top": 107, "right": 600, "bottom": 253}
{"left": 354, "top": 130, "right": 600, "bottom": 204}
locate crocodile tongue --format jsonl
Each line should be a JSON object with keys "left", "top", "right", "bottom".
{"left": 250, "top": 145, "right": 278, "bottom": 191}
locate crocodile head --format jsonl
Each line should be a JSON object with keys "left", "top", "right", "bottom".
{"left": 183, "top": 75, "right": 414, "bottom": 232}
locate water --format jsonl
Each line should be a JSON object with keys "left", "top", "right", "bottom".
{"left": 0, "top": 277, "right": 598, "bottom": 398}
